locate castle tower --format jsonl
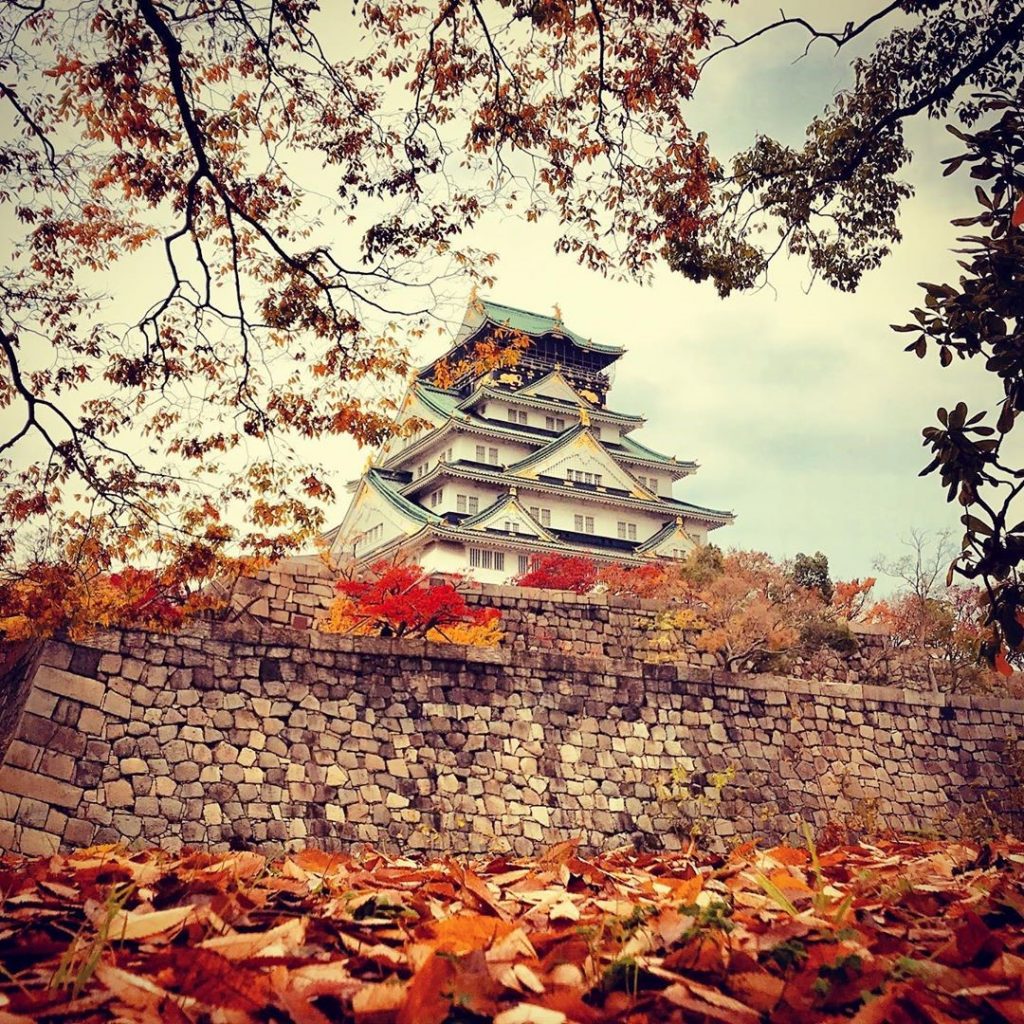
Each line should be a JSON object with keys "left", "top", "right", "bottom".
{"left": 325, "top": 298, "right": 734, "bottom": 580}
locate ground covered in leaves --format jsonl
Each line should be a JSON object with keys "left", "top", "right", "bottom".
{"left": 2, "top": 837, "right": 1024, "bottom": 1023}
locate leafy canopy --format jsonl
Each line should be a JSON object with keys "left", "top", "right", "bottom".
{"left": 322, "top": 560, "right": 501, "bottom": 644}
{"left": 0, "top": 0, "right": 731, "bottom": 595}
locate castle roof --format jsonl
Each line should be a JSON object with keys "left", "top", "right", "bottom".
{"left": 454, "top": 298, "right": 624, "bottom": 355}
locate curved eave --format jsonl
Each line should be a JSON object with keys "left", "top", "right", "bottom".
{"left": 385, "top": 407, "right": 697, "bottom": 483}
{"left": 460, "top": 384, "right": 645, "bottom": 428}
{"left": 401, "top": 461, "right": 734, "bottom": 526}
{"left": 426, "top": 525, "right": 648, "bottom": 564}
{"left": 365, "top": 470, "right": 440, "bottom": 525}
{"left": 610, "top": 449, "right": 697, "bottom": 479}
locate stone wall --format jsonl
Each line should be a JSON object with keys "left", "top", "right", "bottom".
{"left": 226, "top": 557, "right": 954, "bottom": 690}
{"left": 1, "top": 621, "right": 1021, "bottom": 858}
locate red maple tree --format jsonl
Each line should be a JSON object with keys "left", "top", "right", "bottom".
{"left": 325, "top": 561, "right": 500, "bottom": 643}
{"left": 514, "top": 554, "right": 599, "bottom": 594}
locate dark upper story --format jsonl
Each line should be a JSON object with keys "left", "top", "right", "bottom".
{"left": 416, "top": 299, "right": 623, "bottom": 406}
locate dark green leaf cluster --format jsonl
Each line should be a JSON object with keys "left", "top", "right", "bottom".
{"left": 671, "top": 1, "right": 1024, "bottom": 294}
{"left": 900, "top": 85, "right": 1024, "bottom": 655}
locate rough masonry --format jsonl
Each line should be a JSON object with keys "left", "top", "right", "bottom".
{"left": 0, "top": 618, "right": 1021, "bottom": 858}
{"left": 230, "top": 557, "right": 972, "bottom": 690}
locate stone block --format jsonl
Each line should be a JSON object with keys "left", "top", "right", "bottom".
{"left": 4, "top": 741, "right": 41, "bottom": 772}
{"left": 102, "top": 692, "right": 132, "bottom": 719}
{"left": 0, "top": 767, "right": 83, "bottom": 810}
{"left": 19, "top": 827, "right": 60, "bottom": 857}
{"left": 34, "top": 666, "right": 106, "bottom": 707}
{"left": 104, "top": 779, "right": 135, "bottom": 808}
{"left": 64, "top": 818, "right": 96, "bottom": 846}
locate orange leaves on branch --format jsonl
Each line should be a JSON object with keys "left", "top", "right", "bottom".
{"left": 831, "top": 577, "right": 876, "bottom": 621}
{"left": 320, "top": 559, "right": 501, "bottom": 645}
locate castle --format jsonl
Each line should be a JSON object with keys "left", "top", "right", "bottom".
{"left": 325, "top": 298, "right": 734, "bottom": 580}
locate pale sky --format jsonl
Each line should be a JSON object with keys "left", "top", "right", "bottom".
{"left": 316, "top": 3, "right": 1005, "bottom": 586}
{"left": 2, "top": 2, "right": 1008, "bottom": 590}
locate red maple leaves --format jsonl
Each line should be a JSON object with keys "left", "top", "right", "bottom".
{"left": 326, "top": 560, "right": 501, "bottom": 642}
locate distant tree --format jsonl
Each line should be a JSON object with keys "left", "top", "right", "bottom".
{"left": 868, "top": 584, "right": 1006, "bottom": 690}
{"left": 670, "top": 550, "right": 825, "bottom": 671}
{"left": 323, "top": 561, "right": 500, "bottom": 645}
{"left": 830, "top": 578, "right": 877, "bottom": 622}
{"left": 792, "top": 551, "right": 834, "bottom": 604}
{"left": 874, "top": 529, "right": 958, "bottom": 605}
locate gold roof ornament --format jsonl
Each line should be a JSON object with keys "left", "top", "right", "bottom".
{"left": 363, "top": 454, "right": 374, "bottom": 473}
{"left": 509, "top": 485, "right": 518, "bottom": 497}
{"left": 579, "top": 404, "right": 591, "bottom": 427}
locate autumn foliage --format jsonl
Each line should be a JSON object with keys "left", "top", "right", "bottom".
{"left": 4, "top": 836, "right": 1024, "bottom": 1022}
{"left": 321, "top": 560, "right": 501, "bottom": 646}
{"left": 514, "top": 550, "right": 875, "bottom": 671}
{"left": 514, "top": 554, "right": 600, "bottom": 594}
{"left": 0, "top": 544, "right": 240, "bottom": 642}
{"left": 0, "top": 0, "right": 729, "bottom": 614}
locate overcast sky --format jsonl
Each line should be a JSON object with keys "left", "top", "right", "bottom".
{"left": 3, "top": 2, "right": 1008, "bottom": 590}
{"left": 359, "top": 2, "right": 1005, "bottom": 588}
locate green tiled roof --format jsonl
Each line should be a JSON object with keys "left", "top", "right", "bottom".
{"left": 366, "top": 469, "right": 438, "bottom": 524}
{"left": 466, "top": 299, "right": 625, "bottom": 355}
{"left": 413, "top": 383, "right": 463, "bottom": 419}
{"left": 618, "top": 434, "right": 678, "bottom": 465}
{"left": 659, "top": 496, "right": 735, "bottom": 523}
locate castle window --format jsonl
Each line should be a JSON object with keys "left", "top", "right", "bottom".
{"left": 456, "top": 494, "right": 479, "bottom": 514}
{"left": 508, "top": 409, "right": 527, "bottom": 425}
{"left": 617, "top": 521, "right": 637, "bottom": 540}
{"left": 430, "top": 489, "right": 444, "bottom": 508}
{"left": 574, "top": 515, "right": 595, "bottom": 534}
{"left": 469, "top": 548, "right": 504, "bottom": 570}
{"left": 518, "top": 554, "right": 530, "bottom": 575}
{"left": 475, "top": 444, "right": 486, "bottom": 462}
{"left": 488, "top": 447, "right": 499, "bottom": 465}
{"left": 546, "top": 416, "right": 566, "bottom": 431}
{"left": 529, "top": 506, "right": 551, "bottom": 527}
{"left": 357, "top": 522, "right": 384, "bottom": 550}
